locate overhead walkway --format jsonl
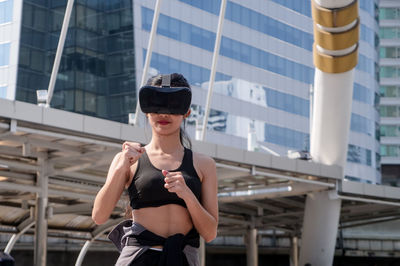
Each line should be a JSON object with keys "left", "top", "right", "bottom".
{"left": 0, "top": 98, "right": 400, "bottom": 265}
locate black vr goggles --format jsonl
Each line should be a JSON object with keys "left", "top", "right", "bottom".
{"left": 139, "top": 74, "right": 192, "bottom": 115}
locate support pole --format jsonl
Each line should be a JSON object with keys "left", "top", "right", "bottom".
{"left": 46, "top": 0, "right": 75, "bottom": 106}
{"left": 245, "top": 227, "right": 258, "bottom": 266}
{"left": 199, "top": 237, "right": 205, "bottom": 266}
{"left": 34, "top": 154, "right": 49, "bottom": 266}
{"left": 200, "top": 0, "right": 227, "bottom": 141}
{"left": 289, "top": 236, "right": 299, "bottom": 266}
{"left": 133, "top": 0, "right": 163, "bottom": 126}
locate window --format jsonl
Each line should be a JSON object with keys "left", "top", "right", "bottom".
{"left": 380, "top": 86, "right": 400, "bottom": 98}
{"left": 380, "top": 106, "right": 400, "bottom": 118}
{"left": 381, "top": 145, "right": 399, "bottom": 157}
{"left": 380, "top": 47, "right": 400, "bottom": 58}
{"left": 380, "top": 27, "right": 400, "bottom": 39}
{"left": 380, "top": 8, "right": 400, "bottom": 20}
{"left": 380, "top": 66, "right": 399, "bottom": 78}
{"left": 347, "top": 144, "right": 372, "bottom": 166}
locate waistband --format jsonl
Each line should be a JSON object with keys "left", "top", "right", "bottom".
{"left": 108, "top": 220, "right": 200, "bottom": 266}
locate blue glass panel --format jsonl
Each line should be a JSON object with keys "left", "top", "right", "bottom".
{"left": 0, "top": 86, "right": 6, "bottom": 98}
{"left": 265, "top": 124, "right": 308, "bottom": 150}
{"left": 0, "top": 43, "right": 10, "bottom": 66}
{"left": 351, "top": 113, "right": 372, "bottom": 136}
{"left": 270, "top": 0, "right": 311, "bottom": 16}
{"left": 356, "top": 54, "right": 374, "bottom": 74}
{"left": 0, "top": 0, "right": 13, "bottom": 24}
{"left": 360, "top": 24, "right": 375, "bottom": 46}
{"left": 265, "top": 87, "right": 309, "bottom": 117}
{"left": 353, "top": 83, "right": 372, "bottom": 104}
{"left": 144, "top": 50, "right": 231, "bottom": 86}
{"left": 179, "top": 0, "right": 220, "bottom": 15}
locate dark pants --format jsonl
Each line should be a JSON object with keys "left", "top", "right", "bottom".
{"left": 130, "top": 249, "right": 189, "bottom": 266}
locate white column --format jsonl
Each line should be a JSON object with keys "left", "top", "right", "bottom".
{"left": 299, "top": 191, "right": 341, "bottom": 266}
{"left": 34, "top": 154, "right": 49, "bottom": 266}
{"left": 245, "top": 227, "right": 258, "bottom": 266}
{"left": 301, "top": 0, "right": 358, "bottom": 264}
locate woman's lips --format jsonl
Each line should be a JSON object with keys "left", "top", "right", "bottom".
{"left": 157, "top": 120, "right": 170, "bottom": 125}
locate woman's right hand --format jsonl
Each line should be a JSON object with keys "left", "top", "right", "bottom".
{"left": 117, "top": 142, "right": 145, "bottom": 171}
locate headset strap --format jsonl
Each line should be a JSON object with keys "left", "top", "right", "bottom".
{"left": 161, "top": 74, "right": 171, "bottom": 87}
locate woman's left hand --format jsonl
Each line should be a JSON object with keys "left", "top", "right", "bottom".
{"left": 162, "top": 170, "right": 191, "bottom": 200}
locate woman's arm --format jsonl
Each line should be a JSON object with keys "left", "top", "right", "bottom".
{"left": 92, "top": 142, "right": 144, "bottom": 225}
{"left": 163, "top": 153, "right": 218, "bottom": 242}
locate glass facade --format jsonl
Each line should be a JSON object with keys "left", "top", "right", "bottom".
{"left": 142, "top": 7, "right": 315, "bottom": 84}
{"left": 379, "top": 1, "right": 400, "bottom": 171}
{"left": 15, "top": 0, "right": 136, "bottom": 123}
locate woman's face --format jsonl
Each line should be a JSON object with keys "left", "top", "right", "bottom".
{"left": 147, "top": 111, "right": 189, "bottom": 136}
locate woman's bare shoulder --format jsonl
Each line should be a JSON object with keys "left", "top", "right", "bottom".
{"left": 192, "top": 151, "right": 215, "bottom": 167}
{"left": 192, "top": 151, "right": 216, "bottom": 182}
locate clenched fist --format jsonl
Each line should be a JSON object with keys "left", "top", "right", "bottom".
{"left": 162, "top": 170, "right": 191, "bottom": 200}
{"left": 118, "top": 142, "right": 145, "bottom": 170}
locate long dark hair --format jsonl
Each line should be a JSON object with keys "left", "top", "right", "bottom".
{"left": 146, "top": 73, "right": 192, "bottom": 149}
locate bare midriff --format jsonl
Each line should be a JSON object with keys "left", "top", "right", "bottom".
{"left": 132, "top": 204, "right": 193, "bottom": 248}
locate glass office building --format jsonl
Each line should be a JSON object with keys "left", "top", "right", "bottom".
{"left": 379, "top": 0, "right": 400, "bottom": 186}
{"left": 2, "top": 0, "right": 380, "bottom": 183}
{"left": 14, "top": 0, "right": 136, "bottom": 122}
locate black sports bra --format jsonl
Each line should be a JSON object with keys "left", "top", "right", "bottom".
{"left": 128, "top": 148, "right": 202, "bottom": 209}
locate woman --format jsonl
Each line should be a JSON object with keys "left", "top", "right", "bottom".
{"left": 92, "top": 73, "right": 218, "bottom": 266}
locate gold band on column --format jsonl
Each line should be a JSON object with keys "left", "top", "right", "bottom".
{"left": 313, "top": 44, "right": 358, "bottom": 73}
{"left": 314, "top": 19, "right": 359, "bottom": 50}
{"left": 312, "top": 0, "right": 358, "bottom": 28}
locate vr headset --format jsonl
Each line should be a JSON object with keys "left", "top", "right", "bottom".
{"left": 139, "top": 74, "right": 192, "bottom": 115}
